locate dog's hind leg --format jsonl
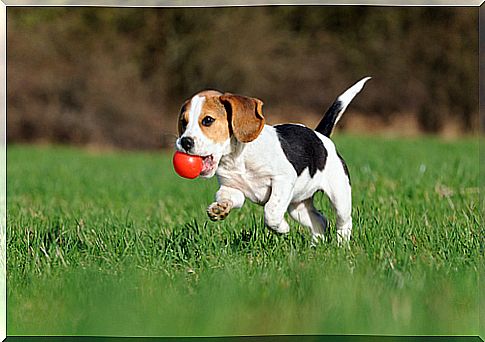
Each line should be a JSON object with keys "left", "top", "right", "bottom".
{"left": 327, "top": 179, "right": 352, "bottom": 244}
{"left": 288, "top": 197, "right": 328, "bottom": 244}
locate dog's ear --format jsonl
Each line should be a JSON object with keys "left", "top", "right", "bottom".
{"left": 220, "top": 94, "right": 265, "bottom": 143}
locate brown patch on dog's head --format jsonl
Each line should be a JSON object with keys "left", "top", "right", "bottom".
{"left": 220, "top": 94, "right": 265, "bottom": 143}
{"left": 197, "top": 94, "right": 230, "bottom": 144}
{"left": 198, "top": 90, "right": 223, "bottom": 98}
{"left": 178, "top": 90, "right": 225, "bottom": 138}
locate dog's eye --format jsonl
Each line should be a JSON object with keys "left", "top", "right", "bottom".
{"left": 202, "top": 116, "right": 215, "bottom": 127}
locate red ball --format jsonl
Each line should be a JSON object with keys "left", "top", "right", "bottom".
{"left": 173, "top": 151, "right": 203, "bottom": 179}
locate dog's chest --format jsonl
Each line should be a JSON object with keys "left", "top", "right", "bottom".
{"left": 217, "top": 157, "right": 272, "bottom": 204}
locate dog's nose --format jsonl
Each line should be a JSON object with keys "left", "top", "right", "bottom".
{"left": 180, "top": 137, "right": 194, "bottom": 152}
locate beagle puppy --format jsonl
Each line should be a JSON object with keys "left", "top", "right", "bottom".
{"left": 175, "top": 77, "right": 370, "bottom": 244}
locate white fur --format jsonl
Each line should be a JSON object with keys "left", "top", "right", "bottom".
{"left": 333, "top": 77, "right": 371, "bottom": 127}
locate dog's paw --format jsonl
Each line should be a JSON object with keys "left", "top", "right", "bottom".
{"left": 207, "top": 200, "right": 232, "bottom": 221}
{"left": 266, "top": 219, "right": 290, "bottom": 234}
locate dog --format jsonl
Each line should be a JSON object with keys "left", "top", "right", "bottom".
{"left": 175, "top": 77, "right": 370, "bottom": 244}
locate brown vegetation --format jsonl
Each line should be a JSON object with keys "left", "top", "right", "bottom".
{"left": 7, "top": 7, "right": 478, "bottom": 149}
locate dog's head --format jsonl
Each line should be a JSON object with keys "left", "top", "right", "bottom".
{"left": 175, "top": 90, "right": 265, "bottom": 178}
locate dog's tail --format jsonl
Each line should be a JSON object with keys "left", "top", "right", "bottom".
{"left": 315, "top": 77, "right": 371, "bottom": 137}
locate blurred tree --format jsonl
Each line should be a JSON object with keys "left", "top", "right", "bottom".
{"left": 6, "top": 7, "right": 478, "bottom": 149}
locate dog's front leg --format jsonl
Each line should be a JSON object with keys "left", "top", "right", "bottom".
{"left": 264, "top": 178, "right": 294, "bottom": 234}
{"left": 207, "top": 185, "right": 245, "bottom": 221}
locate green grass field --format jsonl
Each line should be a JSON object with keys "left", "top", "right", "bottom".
{"left": 6, "top": 135, "right": 481, "bottom": 337}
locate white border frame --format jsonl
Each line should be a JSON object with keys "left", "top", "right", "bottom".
{"left": 0, "top": 3, "right": 481, "bottom": 342}
{"left": 0, "top": 1, "right": 6, "bottom": 341}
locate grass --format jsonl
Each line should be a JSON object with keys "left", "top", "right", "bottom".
{"left": 6, "top": 135, "right": 481, "bottom": 337}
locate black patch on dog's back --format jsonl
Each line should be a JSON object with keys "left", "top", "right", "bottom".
{"left": 275, "top": 124, "right": 327, "bottom": 177}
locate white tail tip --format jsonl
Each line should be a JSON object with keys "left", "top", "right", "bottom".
{"left": 338, "top": 77, "right": 372, "bottom": 105}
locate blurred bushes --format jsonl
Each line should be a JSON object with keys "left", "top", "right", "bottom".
{"left": 7, "top": 7, "right": 478, "bottom": 149}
